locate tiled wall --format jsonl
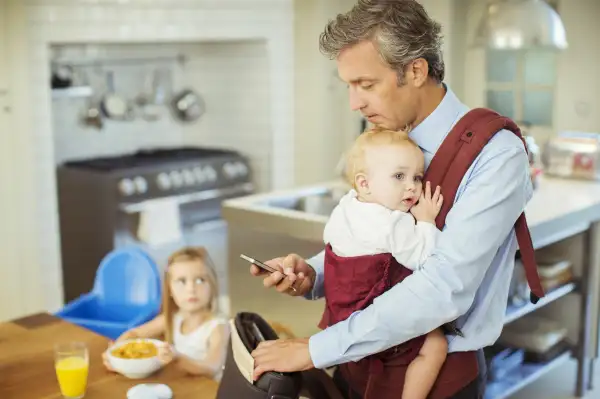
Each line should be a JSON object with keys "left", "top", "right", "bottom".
{"left": 51, "top": 41, "right": 272, "bottom": 191}
{"left": 16, "top": 0, "right": 293, "bottom": 312}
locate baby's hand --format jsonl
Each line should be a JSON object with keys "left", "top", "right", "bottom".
{"left": 157, "top": 342, "right": 175, "bottom": 366}
{"left": 410, "top": 182, "right": 443, "bottom": 223}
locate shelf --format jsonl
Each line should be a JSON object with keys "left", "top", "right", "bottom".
{"left": 504, "top": 282, "right": 577, "bottom": 325}
{"left": 484, "top": 350, "right": 572, "bottom": 399}
{"left": 51, "top": 86, "right": 93, "bottom": 99}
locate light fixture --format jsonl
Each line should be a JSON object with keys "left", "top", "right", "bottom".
{"left": 473, "top": 0, "right": 568, "bottom": 50}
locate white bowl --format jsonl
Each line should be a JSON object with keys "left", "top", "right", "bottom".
{"left": 106, "top": 338, "right": 163, "bottom": 379}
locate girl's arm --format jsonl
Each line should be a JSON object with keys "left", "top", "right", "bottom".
{"left": 115, "top": 314, "right": 167, "bottom": 341}
{"left": 175, "top": 323, "right": 230, "bottom": 377}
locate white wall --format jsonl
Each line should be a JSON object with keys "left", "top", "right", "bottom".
{"left": 292, "top": 0, "right": 358, "bottom": 186}
{"left": 420, "top": 0, "right": 458, "bottom": 89}
{"left": 552, "top": 0, "right": 600, "bottom": 133}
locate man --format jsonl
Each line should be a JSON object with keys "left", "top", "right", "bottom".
{"left": 249, "top": 0, "right": 533, "bottom": 397}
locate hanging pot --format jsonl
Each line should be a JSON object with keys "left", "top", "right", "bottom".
{"left": 170, "top": 88, "right": 206, "bottom": 123}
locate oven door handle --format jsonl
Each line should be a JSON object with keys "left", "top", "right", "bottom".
{"left": 118, "top": 182, "right": 254, "bottom": 214}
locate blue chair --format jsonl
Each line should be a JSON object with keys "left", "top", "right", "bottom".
{"left": 56, "top": 247, "right": 162, "bottom": 340}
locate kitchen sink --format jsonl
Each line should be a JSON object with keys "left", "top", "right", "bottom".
{"left": 261, "top": 186, "right": 347, "bottom": 217}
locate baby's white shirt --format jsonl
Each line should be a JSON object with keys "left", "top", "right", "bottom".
{"left": 172, "top": 313, "right": 228, "bottom": 381}
{"left": 323, "top": 189, "right": 439, "bottom": 270}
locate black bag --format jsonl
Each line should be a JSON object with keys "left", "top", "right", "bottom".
{"left": 216, "top": 312, "right": 344, "bottom": 399}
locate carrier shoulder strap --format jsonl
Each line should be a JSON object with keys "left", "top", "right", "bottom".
{"left": 424, "top": 107, "right": 544, "bottom": 303}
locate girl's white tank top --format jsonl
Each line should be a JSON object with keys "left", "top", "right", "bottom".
{"left": 172, "top": 313, "right": 228, "bottom": 381}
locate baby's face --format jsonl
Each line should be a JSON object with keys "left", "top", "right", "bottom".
{"left": 362, "top": 143, "right": 425, "bottom": 212}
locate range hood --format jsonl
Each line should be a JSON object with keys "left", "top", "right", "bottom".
{"left": 473, "top": 0, "right": 568, "bottom": 50}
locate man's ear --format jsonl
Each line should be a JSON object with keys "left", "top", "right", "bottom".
{"left": 355, "top": 173, "right": 369, "bottom": 194}
{"left": 406, "top": 58, "right": 429, "bottom": 88}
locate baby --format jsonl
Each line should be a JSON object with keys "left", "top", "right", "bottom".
{"left": 322, "top": 127, "right": 446, "bottom": 399}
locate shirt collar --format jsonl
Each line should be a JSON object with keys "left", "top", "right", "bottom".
{"left": 409, "top": 84, "right": 468, "bottom": 154}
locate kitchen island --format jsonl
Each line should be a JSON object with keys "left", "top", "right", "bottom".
{"left": 222, "top": 176, "right": 600, "bottom": 399}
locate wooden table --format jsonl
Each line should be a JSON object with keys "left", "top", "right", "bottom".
{"left": 0, "top": 313, "right": 219, "bottom": 399}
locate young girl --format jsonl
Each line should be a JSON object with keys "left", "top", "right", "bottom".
{"left": 320, "top": 127, "right": 447, "bottom": 399}
{"left": 102, "top": 246, "right": 230, "bottom": 381}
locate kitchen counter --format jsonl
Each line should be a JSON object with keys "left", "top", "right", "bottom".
{"left": 222, "top": 176, "right": 600, "bottom": 249}
{"left": 222, "top": 180, "right": 345, "bottom": 243}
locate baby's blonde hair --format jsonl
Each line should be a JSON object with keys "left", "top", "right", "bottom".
{"left": 162, "top": 246, "right": 219, "bottom": 344}
{"left": 344, "top": 127, "right": 419, "bottom": 188}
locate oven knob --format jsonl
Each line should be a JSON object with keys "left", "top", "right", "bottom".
{"left": 133, "top": 176, "right": 148, "bottom": 194}
{"left": 156, "top": 173, "right": 171, "bottom": 190}
{"left": 118, "top": 178, "right": 135, "bottom": 196}
{"left": 182, "top": 169, "right": 195, "bottom": 186}
{"left": 204, "top": 166, "right": 217, "bottom": 182}
{"left": 193, "top": 167, "right": 206, "bottom": 183}
{"left": 223, "top": 162, "right": 237, "bottom": 179}
{"left": 170, "top": 170, "right": 183, "bottom": 188}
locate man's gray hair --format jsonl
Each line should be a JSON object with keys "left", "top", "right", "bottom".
{"left": 319, "top": 0, "right": 445, "bottom": 84}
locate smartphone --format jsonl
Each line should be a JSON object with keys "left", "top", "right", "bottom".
{"left": 240, "top": 253, "right": 297, "bottom": 292}
{"left": 240, "top": 254, "right": 278, "bottom": 273}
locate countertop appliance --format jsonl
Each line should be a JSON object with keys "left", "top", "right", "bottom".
{"left": 57, "top": 147, "right": 254, "bottom": 313}
{"left": 542, "top": 131, "right": 600, "bottom": 180}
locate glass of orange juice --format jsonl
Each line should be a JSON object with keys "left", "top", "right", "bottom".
{"left": 54, "top": 342, "right": 89, "bottom": 399}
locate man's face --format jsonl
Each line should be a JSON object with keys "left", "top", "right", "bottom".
{"left": 337, "top": 41, "right": 419, "bottom": 131}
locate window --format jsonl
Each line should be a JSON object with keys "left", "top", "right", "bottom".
{"left": 485, "top": 0, "right": 560, "bottom": 127}
{"left": 485, "top": 49, "right": 557, "bottom": 126}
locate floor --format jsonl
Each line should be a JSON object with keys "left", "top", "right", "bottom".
{"left": 509, "top": 359, "right": 598, "bottom": 399}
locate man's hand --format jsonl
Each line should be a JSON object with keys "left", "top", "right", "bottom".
{"left": 410, "top": 181, "right": 443, "bottom": 223}
{"left": 251, "top": 338, "right": 314, "bottom": 380}
{"left": 249, "top": 253, "right": 316, "bottom": 297}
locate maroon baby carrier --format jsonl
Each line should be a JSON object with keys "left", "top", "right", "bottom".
{"left": 319, "top": 108, "right": 545, "bottom": 399}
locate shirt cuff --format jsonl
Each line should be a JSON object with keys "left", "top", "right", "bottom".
{"left": 308, "top": 325, "right": 343, "bottom": 369}
{"left": 304, "top": 252, "right": 325, "bottom": 300}
{"left": 416, "top": 220, "right": 440, "bottom": 235}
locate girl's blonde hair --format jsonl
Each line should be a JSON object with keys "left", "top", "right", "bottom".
{"left": 344, "top": 126, "right": 418, "bottom": 188}
{"left": 162, "top": 246, "right": 219, "bottom": 344}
